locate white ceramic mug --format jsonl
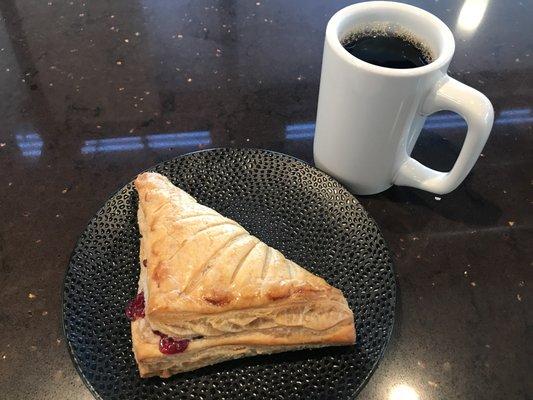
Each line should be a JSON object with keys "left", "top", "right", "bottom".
{"left": 314, "top": 1, "right": 493, "bottom": 195}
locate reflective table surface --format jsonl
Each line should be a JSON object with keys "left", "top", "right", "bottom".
{"left": 0, "top": 0, "right": 531, "bottom": 399}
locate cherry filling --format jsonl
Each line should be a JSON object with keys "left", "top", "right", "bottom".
{"left": 126, "top": 292, "right": 190, "bottom": 354}
{"left": 153, "top": 330, "right": 189, "bottom": 354}
{"left": 159, "top": 336, "right": 189, "bottom": 354}
{"left": 125, "top": 292, "right": 145, "bottom": 321}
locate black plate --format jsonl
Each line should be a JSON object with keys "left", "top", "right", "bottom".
{"left": 63, "top": 148, "right": 396, "bottom": 400}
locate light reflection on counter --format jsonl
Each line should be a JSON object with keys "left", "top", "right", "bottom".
{"left": 16, "top": 132, "right": 43, "bottom": 158}
{"left": 81, "top": 136, "right": 144, "bottom": 153}
{"left": 80, "top": 130, "right": 211, "bottom": 154}
{"left": 285, "top": 122, "right": 315, "bottom": 141}
{"left": 423, "top": 108, "right": 533, "bottom": 128}
{"left": 15, "top": 108, "right": 530, "bottom": 158}
{"left": 146, "top": 132, "right": 211, "bottom": 149}
{"left": 284, "top": 108, "right": 532, "bottom": 142}
{"left": 496, "top": 108, "right": 533, "bottom": 124}
{"left": 456, "top": 0, "right": 489, "bottom": 34}
{"left": 389, "top": 383, "right": 420, "bottom": 400}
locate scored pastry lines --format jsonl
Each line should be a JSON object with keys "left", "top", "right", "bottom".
{"left": 261, "top": 245, "right": 271, "bottom": 279}
{"left": 229, "top": 239, "right": 261, "bottom": 284}
{"left": 145, "top": 196, "right": 179, "bottom": 223}
{"left": 286, "top": 260, "right": 294, "bottom": 279}
{"left": 173, "top": 213, "right": 221, "bottom": 223}
{"left": 165, "top": 221, "right": 243, "bottom": 262}
{"left": 165, "top": 213, "right": 234, "bottom": 239}
{"left": 146, "top": 200, "right": 172, "bottom": 230}
{"left": 185, "top": 220, "right": 239, "bottom": 238}
{"left": 181, "top": 232, "right": 249, "bottom": 296}
{"left": 146, "top": 199, "right": 170, "bottom": 216}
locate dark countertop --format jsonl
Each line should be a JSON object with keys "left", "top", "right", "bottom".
{"left": 0, "top": 1, "right": 531, "bottom": 399}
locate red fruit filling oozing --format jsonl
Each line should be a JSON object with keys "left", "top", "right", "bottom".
{"left": 153, "top": 330, "right": 190, "bottom": 354}
{"left": 126, "top": 294, "right": 189, "bottom": 354}
{"left": 125, "top": 292, "right": 145, "bottom": 321}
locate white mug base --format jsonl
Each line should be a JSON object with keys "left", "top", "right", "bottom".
{"left": 314, "top": 158, "right": 392, "bottom": 195}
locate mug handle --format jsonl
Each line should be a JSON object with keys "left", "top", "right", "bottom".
{"left": 393, "top": 76, "right": 494, "bottom": 194}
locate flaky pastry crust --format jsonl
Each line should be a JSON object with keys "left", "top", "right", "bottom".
{"left": 131, "top": 172, "right": 355, "bottom": 377}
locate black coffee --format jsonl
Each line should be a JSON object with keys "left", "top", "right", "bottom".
{"left": 342, "top": 29, "right": 433, "bottom": 69}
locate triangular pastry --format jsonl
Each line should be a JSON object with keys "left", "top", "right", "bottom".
{"left": 127, "top": 172, "right": 355, "bottom": 378}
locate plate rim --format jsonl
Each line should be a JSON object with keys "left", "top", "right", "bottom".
{"left": 62, "top": 147, "right": 397, "bottom": 400}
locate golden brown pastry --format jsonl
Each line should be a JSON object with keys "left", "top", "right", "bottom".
{"left": 127, "top": 172, "right": 355, "bottom": 378}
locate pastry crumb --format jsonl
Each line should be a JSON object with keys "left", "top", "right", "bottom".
{"left": 428, "top": 381, "right": 439, "bottom": 387}
{"left": 28, "top": 293, "right": 37, "bottom": 299}
{"left": 470, "top": 281, "right": 476, "bottom": 287}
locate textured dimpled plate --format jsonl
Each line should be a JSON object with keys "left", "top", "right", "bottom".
{"left": 63, "top": 148, "right": 396, "bottom": 400}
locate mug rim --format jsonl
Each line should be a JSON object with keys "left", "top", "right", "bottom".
{"left": 327, "top": 1, "right": 455, "bottom": 77}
